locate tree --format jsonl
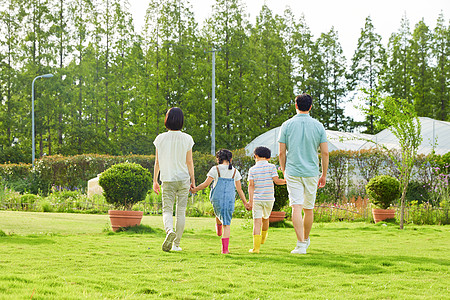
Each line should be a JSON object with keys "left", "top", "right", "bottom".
{"left": 410, "top": 19, "right": 434, "bottom": 117}
{"left": 382, "top": 14, "right": 413, "bottom": 102}
{"left": 350, "top": 16, "right": 386, "bottom": 133}
{"left": 370, "top": 93, "right": 422, "bottom": 229}
{"left": 316, "top": 28, "right": 350, "bottom": 130}
{"left": 432, "top": 12, "right": 450, "bottom": 121}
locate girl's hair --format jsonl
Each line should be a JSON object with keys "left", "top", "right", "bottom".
{"left": 216, "top": 149, "right": 233, "bottom": 170}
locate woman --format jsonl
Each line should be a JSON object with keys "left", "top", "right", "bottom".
{"left": 153, "top": 107, "right": 195, "bottom": 252}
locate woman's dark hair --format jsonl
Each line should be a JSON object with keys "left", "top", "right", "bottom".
{"left": 254, "top": 146, "right": 271, "bottom": 159}
{"left": 216, "top": 149, "right": 233, "bottom": 170}
{"left": 295, "top": 93, "right": 313, "bottom": 112}
{"left": 164, "top": 107, "right": 184, "bottom": 130}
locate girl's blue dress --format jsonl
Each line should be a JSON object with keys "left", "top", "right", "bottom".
{"left": 209, "top": 167, "right": 236, "bottom": 226}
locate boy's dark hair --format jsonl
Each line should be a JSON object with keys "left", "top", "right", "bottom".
{"left": 164, "top": 107, "right": 184, "bottom": 130}
{"left": 295, "top": 93, "right": 313, "bottom": 112}
{"left": 254, "top": 146, "right": 271, "bottom": 159}
{"left": 216, "top": 149, "right": 233, "bottom": 170}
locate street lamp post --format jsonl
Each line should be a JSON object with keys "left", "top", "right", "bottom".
{"left": 32, "top": 74, "right": 53, "bottom": 167}
{"left": 206, "top": 47, "right": 220, "bottom": 155}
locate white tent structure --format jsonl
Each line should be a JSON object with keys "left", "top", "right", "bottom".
{"left": 245, "top": 117, "right": 450, "bottom": 157}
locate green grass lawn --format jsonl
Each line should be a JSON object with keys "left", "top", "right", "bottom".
{"left": 0, "top": 211, "right": 449, "bottom": 299}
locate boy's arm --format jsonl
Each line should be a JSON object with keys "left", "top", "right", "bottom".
{"left": 192, "top": 176, "right": 213, "bottom": 193}
{"left": 272, "top": 176, "right": 286, "bottom": 185}
{"left": 248, "top": 179, "right": 255, "bottom": 207}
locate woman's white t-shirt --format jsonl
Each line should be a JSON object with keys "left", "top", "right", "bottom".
{"left": 207, "top": 164, "right": 242, "bottom": 188}
{"left": 153, "top": 131, "right": 194, "bottom": 182}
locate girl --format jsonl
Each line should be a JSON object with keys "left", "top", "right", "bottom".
{"left": 153, "top": 107, "right": 195, "bottom": 252}
{"left": 192, "top": 149, "right": 250, "bottom": 254}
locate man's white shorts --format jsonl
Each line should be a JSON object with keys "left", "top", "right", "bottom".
{"left": 285, "top": 174, "right": 319, "bottom": 209}
{"left": 252, "top": 200, "right": 275, "bottom": 219}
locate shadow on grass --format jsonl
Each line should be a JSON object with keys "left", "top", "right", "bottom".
{"left": 234, "top": 249, "right": 450, "bottom": 275}
{"left": 0, "top": 235, "right": 55, "bottom": 245}
{"left": 269, "top": 221, "right": 294, "bottom": 228}
{"left": 106, "top": 224, "right": 164, "bottom": 235}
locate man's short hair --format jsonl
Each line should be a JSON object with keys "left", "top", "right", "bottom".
{"left": 164, "top": 107, "right": 184, "bottom": 130}
{"left": 254, "top": 146, "right": 271, "bottom": 159}
{"left": 296, "top": 93, "right": 313, "bottom": 112}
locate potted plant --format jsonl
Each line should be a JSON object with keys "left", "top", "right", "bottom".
{"left": 365, "top": 175, "right": 401, "bottom": 223}
{"left": 99, "top": 162, "right": 152, "bottom": 231}
{"left": 270, "top": 169, "right": 289, "bottom": 223}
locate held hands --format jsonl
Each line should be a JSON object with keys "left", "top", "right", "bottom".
{"left": 189, "top": 184, "right": 197, "bottom": 194}
{"left": 244, "top": 202, "right": 252, "bottom": 211}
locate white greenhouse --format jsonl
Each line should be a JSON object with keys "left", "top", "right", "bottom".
{"left": 245, "top": 117, "right": 450, "bottom": 157}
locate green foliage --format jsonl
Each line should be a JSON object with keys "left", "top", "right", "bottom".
{"left": 32, "top": 154, "right": 155, "bottom": 195}
{"left": 406, "top": 181, "right": 429, "bottom": 203}
{"left": 273, "top": 169, "right": 288, "bottom": 211}
{"left": 366, "top": 175, "right": 401, "bottom": 209}
{"left": 99, "top": 163, "right": 152, "bottom": 210}
{"left": 19, "top": 194, "right": 40, "bottom": 210}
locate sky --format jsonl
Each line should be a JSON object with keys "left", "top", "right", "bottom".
{"left": 128, "top": 0, "right": 449, "bottom": 122}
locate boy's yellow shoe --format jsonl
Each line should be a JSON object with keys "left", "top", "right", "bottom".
{"left": 249, "top": 235, "right": 262, "bottom": 253}
{"left": 261, "top": 230, "right": 268, "bottom": 244}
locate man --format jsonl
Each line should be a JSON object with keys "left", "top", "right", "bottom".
{"left": 278, "top": 93, "right": 329, "bottom": 254}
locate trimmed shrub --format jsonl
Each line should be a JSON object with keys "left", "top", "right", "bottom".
{"left": 99, "top": 163, "right": 152, "bottom": 210}
{"left": 366, "top": 175, "right": 401, "bottom": 209}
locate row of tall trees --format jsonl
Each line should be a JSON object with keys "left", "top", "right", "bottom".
{"left": 0, "top": 0, "right": 449, "bottom": 163}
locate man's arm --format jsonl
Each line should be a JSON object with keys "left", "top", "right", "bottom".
{"left": 318, "top": 142, "right": 329, "bottom": 188}
{"left": 279, "top": 142, "right": 287, "bottom": 175}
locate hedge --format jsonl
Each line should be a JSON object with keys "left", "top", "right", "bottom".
{"left": 1, "top": 149, "right": 448, "bottom": 202}
{"left": 0, "top": 150, "right": 254, "bottom": 195}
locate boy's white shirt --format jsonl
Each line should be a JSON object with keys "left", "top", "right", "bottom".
{"left": 153, "top": 131, "right": 194, "bottom": 182}
{"left": 207, "top": 165, "right": 242, "bottom": 188}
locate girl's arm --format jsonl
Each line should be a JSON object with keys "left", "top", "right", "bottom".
{"left": 186, "top": 149, "right": 195, "bottom": 190}
{"left": 192, "top": 176, "right": 213, "bottom": 193}
{"left": 272, "top": 176, "right": 286, "bottom": 185}
{"left": 248, "top": 179, "right": 255, "bottom": 208}
{"left": 153, "top": 149, "right": 161, "bottom": 194}
{"left": 235, "top": 180, "right": 250, "bottom": 210}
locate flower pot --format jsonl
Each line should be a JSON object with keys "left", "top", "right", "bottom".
{"left": 372, "top": 208, "right": 396, "bottom": 223}
{"left": 269, "top": 211, "right": 286, "bottom": 223}
{"left": 108, "top": 210, "right": 143, "bottom": 232}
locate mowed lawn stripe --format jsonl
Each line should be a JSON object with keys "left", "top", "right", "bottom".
{"left": 0, "top": 211, "right": 449, "bottom": 299}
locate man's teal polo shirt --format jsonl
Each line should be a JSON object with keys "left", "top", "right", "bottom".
{"left": 278, "top": 113, "right": 327, "bottom": 177}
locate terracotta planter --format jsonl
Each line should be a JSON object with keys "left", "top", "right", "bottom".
{"left": 372, "top": 208, "right": 396, "bottom": 223}
{"left": 108, "top": 210, "right": 143, "bottom": 232}
{"left": 269, "top": 211, "right": 286, "bottom": 223}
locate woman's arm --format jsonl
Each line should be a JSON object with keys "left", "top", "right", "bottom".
{"left": 153, "top": 149, "right": 161, "bottom": 195}
{"left": 192, "top": 177, "right": 213, "bottom": 193}
{"left": 186, "top": 149, "right": 195, "bottom": 190}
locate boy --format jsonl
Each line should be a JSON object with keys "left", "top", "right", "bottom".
{"left": 248, "top": 146, "right": 286, "bottom": 253}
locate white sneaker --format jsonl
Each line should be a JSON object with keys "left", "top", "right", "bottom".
{"left": 305, "top": 238, "right": 310, "bottom": 249}
{"left": 291, "top": 242, "right": 307, "bottom": 254}
{"left": 162, "top": 230, "right": 176, "bottom": 252}
{"left": 171, "top": 245, "right": 182, "bottom": 251}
